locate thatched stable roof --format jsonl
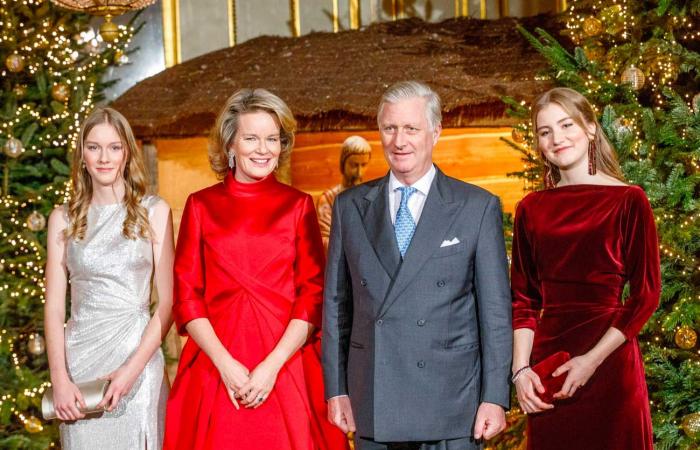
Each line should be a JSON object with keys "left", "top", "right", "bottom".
{"left": 112, "top": 15, "right": 562, "bottom": 138}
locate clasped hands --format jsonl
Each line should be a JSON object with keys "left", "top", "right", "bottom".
{"left": 218, "top": 355, "right": 281, "bottom": 410}
{"left": 515, "top": 353, "right": 599, "bottom": 414}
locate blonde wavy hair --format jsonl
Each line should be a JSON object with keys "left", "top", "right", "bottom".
{"left": 66, "top": 107, "right": 151, "bottom": 240}
{"left": 209, "top": 88, "right": 296, "bottom": 179}
{"left": 531, "top": 87, "right": 625, "bottom": 186}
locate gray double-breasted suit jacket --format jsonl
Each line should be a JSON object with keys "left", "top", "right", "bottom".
{"left": 322, "top": 168, "right": 512, "bottom": 442}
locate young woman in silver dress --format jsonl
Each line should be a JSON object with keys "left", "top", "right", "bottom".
{"left": 44, "top": 107, "right": 173, "bottom": 449}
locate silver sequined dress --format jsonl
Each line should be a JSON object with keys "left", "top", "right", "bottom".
{"left": 60, "top": 196, "right": 168, "bottom": 449}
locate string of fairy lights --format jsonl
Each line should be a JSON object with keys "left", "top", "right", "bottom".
{"left": 1, "top": 0, "right": 135, "bottom": 435}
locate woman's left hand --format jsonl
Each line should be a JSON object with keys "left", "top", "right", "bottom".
{"left": 552, "top": 353, "right": 599, "bottom": 400}
{"left": 97, "top": 362, "right": 142, "bottom": 412}
{"left": 238, "top": 358, "right": 282, "bottom": 409}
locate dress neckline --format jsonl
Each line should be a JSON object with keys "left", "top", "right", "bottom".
{"left": 549, "top": 183, "right": 631, "bottom": 191}
{"left": 223, "top": 170, "right": 279, "bottom": 196}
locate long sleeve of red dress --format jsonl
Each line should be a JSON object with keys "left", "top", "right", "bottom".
{"left": 511, "top": 198, "right": 543, "bottom": 331}
{"left": 611, "top": 187, "right": 661, "bottom": 339}
{"left": 172, "top": 194, "right": 207, "bottom": 335}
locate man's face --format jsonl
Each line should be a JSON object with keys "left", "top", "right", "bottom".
{"left": 378, "top": 97, "right": 440, "bottom": 185}
{"left": 343, "top": 153, "right": 371, "bottom": 186}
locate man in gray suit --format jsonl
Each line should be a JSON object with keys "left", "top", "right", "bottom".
{"left": 322, "top": 81, "right": 512, "bottom": 450}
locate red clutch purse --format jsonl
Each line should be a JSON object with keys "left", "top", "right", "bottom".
{"left": 532, "top": 351, "right": 571, "bottom": 403}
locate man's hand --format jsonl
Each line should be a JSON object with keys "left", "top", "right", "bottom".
{"left": 327, "top": 395, "right": 356, "bottom": 433}
{"left": 473, "top": 402, "right": 506, "bottom": 440}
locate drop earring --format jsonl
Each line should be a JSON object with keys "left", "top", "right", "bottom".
{"left": 543, "top": 158, "right": 555, "bottom": 189}
{"left": 588, "top": 137, "right": 597, "bottom": 175}
{"left": 228, "top": 151, "right": 236, "bottom": 169}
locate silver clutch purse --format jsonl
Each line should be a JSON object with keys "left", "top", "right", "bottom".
{"left": 42, "top": 379, "right": 110, "bottom": 420}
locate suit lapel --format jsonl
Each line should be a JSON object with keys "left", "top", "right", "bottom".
{"left": 377, "top": 170, "right": 461, "bottom": 318}
{"left": 355, "top": 175, "right": 401, "bottom": 279}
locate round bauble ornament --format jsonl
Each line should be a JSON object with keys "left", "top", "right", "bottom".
{"left": 5, "top": 54, "right": 25, "bottom": 72}
{"left": 675, "top": 326, "right": 697, "bottom": 349}
{"left": 51, "top": 83, "right": 70, "bottom": 102}
{"left": 583, "top": 16, "right": 603, "bottom": 37}
{"left": 681, "top": 412, "right": 700, "bottom": 440}
{"left": 27, "top": 211, "right": 46, "bottom": 232}
{"left": 4, "top": 137, "right": 23, "bottom": 158}
{"left": 13, "top": 84, "right": 27, "bottom": 98}
{"left": 583, "top": 43, "right": 606, "bottom": 62}
{"left": 27, "top": 334, "right": 45, "bottom": 355}
{"left": 24, "top": 416, "right": 43, "bottom": 433}
{"left": 0, "top": 260, "right": 4, "bottom": 273}
{"left": 99, "top": 17, "right": 120, "bottom": 43}
{"left": 511, "top": 128, "right": 526, "bottom": 144}
{"left": 621, "top": 66, "right": 645, "bottom": 91}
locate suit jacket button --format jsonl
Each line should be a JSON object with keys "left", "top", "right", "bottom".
{"left": 437, "top": 280, "right": 445, "bottom": 287}
{"left": 360, "top": 279, "right": 367, "bottom": 286}
{"left": 376, "top": 319, "right": 383, "bottom": 326}
{"left": 417, "top": 319, "right": 426, "bottom": 326}
{"left": 417, "top": 360, "right": 425, "bottom": 368}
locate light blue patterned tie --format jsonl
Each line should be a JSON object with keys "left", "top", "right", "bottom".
{"left": 394, "top": 186, "right": 417, "bottom": 258}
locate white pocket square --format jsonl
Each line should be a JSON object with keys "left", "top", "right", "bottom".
{"left": 440, "top": 237, "right": 460, "bottom": 248}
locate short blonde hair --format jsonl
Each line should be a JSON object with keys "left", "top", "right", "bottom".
{"left": 209, "top": 88, "right": 296, "bottom": 179}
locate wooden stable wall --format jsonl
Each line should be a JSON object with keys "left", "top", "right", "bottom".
{"left": 153, "top": 127, "right": 526, "bottom": 234}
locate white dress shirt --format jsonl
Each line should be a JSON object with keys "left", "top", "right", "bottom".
{"left": 388, "top": 165, "right": 436, "bottom": 225}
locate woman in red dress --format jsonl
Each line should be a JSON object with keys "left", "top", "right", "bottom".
{"left": 511, "top": 87, "right": 660, "bottom": 450}
{"left": 164, "top": 88, "right": 348, "bottom": 450}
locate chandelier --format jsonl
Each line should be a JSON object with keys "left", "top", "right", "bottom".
{"left": 49, "top": 0, "right": 157, "bottom": 42}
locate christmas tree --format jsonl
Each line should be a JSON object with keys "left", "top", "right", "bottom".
{"left": 493, "top": 1, "right": 700, "bottom": 449}
{"left": 0, "top": 0, "right": 136, "bottom": 446}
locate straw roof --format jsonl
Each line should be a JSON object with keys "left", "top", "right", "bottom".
{"left": 112, "top": 14, "right": 562, "bottom": 138}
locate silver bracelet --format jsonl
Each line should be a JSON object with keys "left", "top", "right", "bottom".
{"left": 511, "top": 365, "right": 531, "bottom": 383}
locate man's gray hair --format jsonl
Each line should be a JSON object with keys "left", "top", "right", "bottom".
{"left": 377, "top": 81, "right": 442, "bottom": 131}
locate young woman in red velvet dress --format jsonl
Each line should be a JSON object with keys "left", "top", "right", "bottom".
{"left": 511, "top": 87, "right": 660, "bottom": 450}
{"left": 163, "top": 89, "right": 348, "bottom": 450}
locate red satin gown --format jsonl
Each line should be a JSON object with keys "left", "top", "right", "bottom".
{"left": 511, "top": 185, "right": 660, "bottom": 450}
{"left": 164, "top": 172, "right": 348, "bottom": 450}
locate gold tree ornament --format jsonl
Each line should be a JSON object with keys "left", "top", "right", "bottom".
{"left": 511, "top": 128, "right": 526, "bottom": 144}
{"left": 4, "top": 137, "right": 23, "bottom": 158}
{"left": 582, "top": 17, "right": 603, "bottom": 37}
{"left": 675, "top": 326, "right": 698, "bottom": 349}
{"left": 51, "top": 83, "right": 71, "bottom": 102}
{"left": 27, "top": 334, "right": 46, "bottom": 355}
{"left": 621, "top": 66, "right": 645, "bottom": 90}
{"left": 681, "top": 412, "right": 700, "bottom": 440}
{"left": 5, "top": 54, "right": 25, "bottom": 72}
{"left": 583, "top": 43, "right": 606, "bottom": 62}
{"left": 13, "top": 84, "right": 27, "bottom": 98}
{"left": 49, "top": 1, "right": 156, "bottom": 41}
{"left": 27, "top": 211, "right": 47, "bottom": 232}
{"left": 24, "top": 416, "right": 43, "bottom": 433}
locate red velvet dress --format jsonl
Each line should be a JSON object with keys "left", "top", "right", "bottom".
{"left": 511, "top": 185, "right": 660, "bottom": 450}
{"left": 164, "top": 172, "right": 348, "bottom": 450}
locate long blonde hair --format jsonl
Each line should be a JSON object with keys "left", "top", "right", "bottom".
{"left": 66, "top": 107, "right": 151, "bottom": 240}
{"left": 209, "top": 88, "right": 297, "bottom": 179}
{"left": 531, "top": 87, "right": 625, "bottom": 186}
